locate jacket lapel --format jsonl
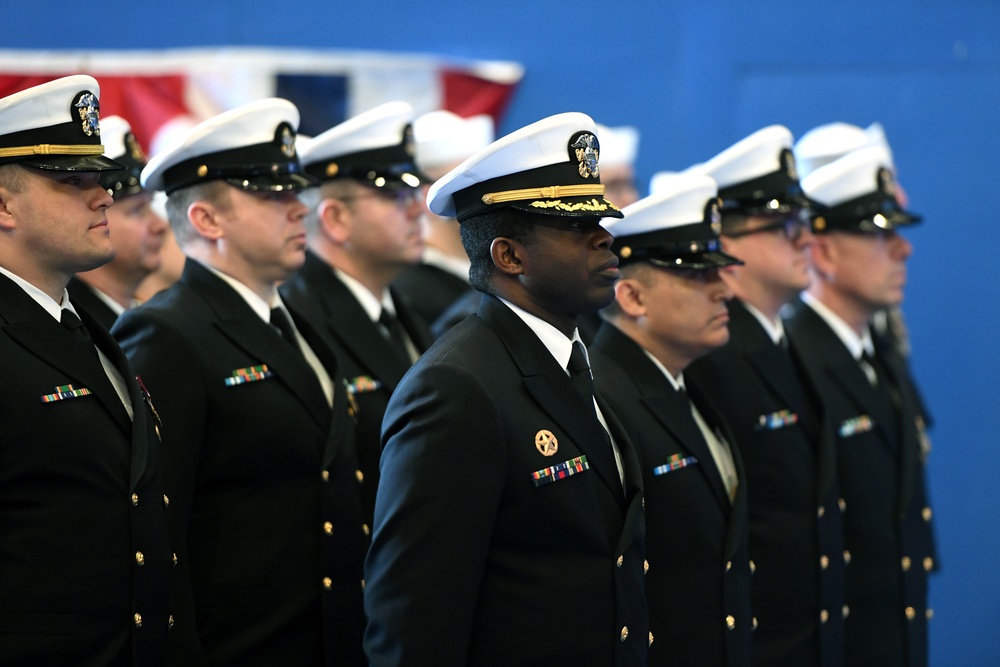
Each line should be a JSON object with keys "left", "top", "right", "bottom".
{"left": 594, "top": 323, "right": 732, "bottom": 512}
{"left": 290, "top": 305, "right": 349, "bottom": 470}
{"left": 478, "top": 295, "right": 625, "bottom": 506}
{"left": 873, "top": 336, "right": 918, "bottom": 515}
{"left": 729, "top": 300, "right": 812, "bottom": 422}
{"left": 390, "top": 285, "right": 434, "bottom": 354}
{"left": 182, "top": 261, "right": 331, "bottom": 434}
{"left": 791, "top": 303, "right": 898, "bottom": 457}
{"left": 81, "top": 307, "right": 150, "bottom": 490}
{"left": 1, "top": 276, "right": 132, "bottom": 437}
{"left": 689, "top": 385, "right": 750, "bottom": 560}
{"left": 301, "top": 253, "right": 412, "bottom": 391}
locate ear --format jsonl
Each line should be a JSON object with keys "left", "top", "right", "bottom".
{"left": 808, "top": 235, "right": 837, "bottom": 281}
{"left": 187, "top": 200, "right": 224, "bottom": 241}
{"left": 317, "top": 197, "right": 351, "bottom": 244}
{"left": 490, "top": 237, "right": 525, "bottom": 278}
{"left": 613, "top": 278, "right": 648, "bottom": 318}
{"left": 0, "top": 185, "right": 16, "bottom": 232}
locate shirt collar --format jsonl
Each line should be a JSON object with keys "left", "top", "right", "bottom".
{"left": 85, "top": 283, "right": 127, "bottom": 317}
{"left": 742, "top": 300, "right": 786, "bottom": 345}
{"left": 334, "top": 267, "right": 394, "bottom": 322}
{"left": 497, "top": 297, "right": 581, "bottom": 371}
{"left": 204, "top": 265, "right": 275, "bottom": 323}
{"left": 0, "top": 265, "right": 67, "bottom": 321}
{"left": 642, "top": 348, "right": 685, "bottom": 392}
{"left": 800, "top": 291, "right": 874, "bottom": 360}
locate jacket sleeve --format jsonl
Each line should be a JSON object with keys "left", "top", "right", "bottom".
{"left": 363, "top": 360, "right": 505, "bottom": 667}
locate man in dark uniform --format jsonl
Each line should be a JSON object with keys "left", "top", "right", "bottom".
{"left": 684, "top": 126, "right": 847, "bottom": 667}
{"left": 364, "top": 113, "right": 649, "bottom": 666}
{"left": 281, "top": 101, "right": 433, "bottom": 526}
{"left": 793, "top": 121, "right": 915, "bottom": 362}
{"left": 69, "top": 115, "right": 169, "bottom": 329}
{"left": 392, "top": 110, "right": 494, "bottom": 333}
{"left": 787, "top": 144, "right": 936, "bottom": 667}
{"left": 0, "top": 75, "right": 172, "bottom": 666}
{"left": 113, "top": 99, "right": 367, "bottom": 667}
{"left": 590, "top": 174, "right": 752, "bottom": 667}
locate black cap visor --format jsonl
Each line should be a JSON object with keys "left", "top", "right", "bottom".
{"left": 224, "top": 171, "right": 319, "bottom": 193}
{"left": 22, "top": 154, "right": 125, "bottom": 172}
{"left": 647, "top": 249, "right": 743, "bottom": 271}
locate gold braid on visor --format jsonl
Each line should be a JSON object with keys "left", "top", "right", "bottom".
{"left": 0, "top": 144, "right": 106, "bottom": 158}
{"left": 481, "top": 183, "right": 606, "bottom": 205}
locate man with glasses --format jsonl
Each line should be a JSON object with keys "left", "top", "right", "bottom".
{"left": 281, "top": 102, "right": 434, "bottom": 527}
{"left": 392, "top": 110, "right": 494, "bottom": 336}
{"left": 786, "top": 145, "right": 935, "bottom": 667}
{"left": 684, "top": 126, "right": 847, "bottom": 667}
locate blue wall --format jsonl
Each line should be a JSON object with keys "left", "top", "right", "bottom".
{"left": 8, "top": 1, "right": 998, "bottom": 663}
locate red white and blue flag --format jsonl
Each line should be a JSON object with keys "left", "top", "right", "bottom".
{"left": 0, "top": 47, "right": 523, "bottom": 155}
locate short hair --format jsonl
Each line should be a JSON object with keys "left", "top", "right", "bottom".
{"left": 459, "top": 207, "right": 537, "bottom": 293}
{"left": 0, "top": 163, "right": 26, "bottom": 193}
{"left": 164, "top": 180, "right": 232, "bottom": 246}
{"left": 600, "top": 262, "right": 654, "bottom": 321}
{"left": 299, "top": 180, "right": 355, "bottom": 236}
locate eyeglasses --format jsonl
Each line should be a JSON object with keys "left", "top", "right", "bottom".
{"left": 341, "top": 187, "right": 422, "bottom": 209}
{"left": 726, "top": 215, "right": 810, "bottom": 243}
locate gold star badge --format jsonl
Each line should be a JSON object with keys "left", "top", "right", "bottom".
{"left": 535, "top": 429, "right": 558, "bottom": 456}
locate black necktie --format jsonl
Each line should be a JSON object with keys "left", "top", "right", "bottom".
{"left": 567, "top": 341, "right": 597, "bottom": 418}
{"left": 61, "top": 308, "right": 101, "bottom": 363}
{"left": 859, "top": 350, "right": 879, "bottom": 387}
{"left": 270, "top": 307, "right": 299, "bottom": 350}
{"left": 379, "top": 309, "right": 412, "bottom": 365}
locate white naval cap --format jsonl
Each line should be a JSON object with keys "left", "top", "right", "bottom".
{"left": 298, "top": 100, "right": 425, "bottom": 188}
{"left": 648, "top": 170, "right": 679, "bottom": 195}
{"left": 98, "top": 116, "right": 148, "bottom": 200}
{"left": 414, "top": 110, "right": 495, "bottom": 172}
{"left": 426, "top": 112, "right": 624, "bottom": 223}
{"left": 0, "top": 74, "right": 122, "bottom": 172}
{"left": 686, "top": 125, "right": 809, "bottom": 217}
{"left": 595, "top": 124, "right": 639, "bottom": 169}
{"left": 604, "top": 173, "right": 741, "bottom": 270}
{"left": 801, "top": 144, "right": 920, "bottom": 234}
{"left": 141, "top": 98, "right": 315, "bottom": 195}
{"left": 793, "top": 121, "right": 894, "bottom": 179}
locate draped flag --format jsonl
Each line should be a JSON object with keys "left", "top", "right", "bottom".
{"left": 0, "top": 47, "right": 523, "bottom": 156}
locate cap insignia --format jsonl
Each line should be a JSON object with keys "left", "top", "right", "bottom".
{"left": 279, "top": 124, "right": 296, "bottom": 158}
{"left": 126, "top": 132, "right": 145, "bottom": 161}
{"left": 570, "top": 132, "right": 601, "bottom": 179}
{"left": 877, "top": 167, "right": 896, "bottom": 196}
{"left": 780, "top": 148, "right": 798, "bottom": 181}
{"left": 73, "top": 92, "right": 101, "bottom": 138}
{"left": 403, "top": 125, "right": 415, "bottom": 157}
{"left": 708, "top": 199, "right": 722, "bottom": 235}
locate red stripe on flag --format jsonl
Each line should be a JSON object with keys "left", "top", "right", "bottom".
{"left": 440, "top": 69, "right": 518, "bottom": 125}
{"left": 0, "top": 73, "right": 190, "bottom": 152}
